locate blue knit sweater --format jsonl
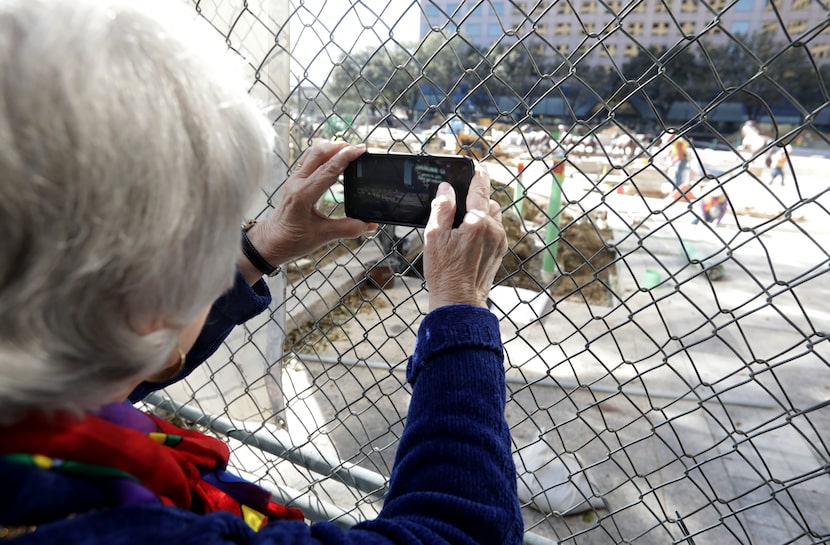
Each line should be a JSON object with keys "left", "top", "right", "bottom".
{"left": 1, "top": 274, "right": 522, "bottom": 545}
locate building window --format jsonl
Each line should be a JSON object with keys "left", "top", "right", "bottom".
{"left": 512, "top": 1, "right": 527, "bottom": 15}
{"left": 491, "top": 2, "right": 505, "bottom": 15}
{"left": 581, "top": 21, "right": 596, "bottom": 34}
{"left": 556, "top": 22, "right": 571, "bottom": 34}
{"left": 557, "top": 1, "right": 573, "bottom": 14}
{"left": 761, "top": 20, "right": 779, "bottom": 33}
{"left": 466, "top": 23, "right": 482, "bottom": 36}
{"left": 627, "top": 21, "right": 644, "bottom": 35}
{"left": 534, "top": 1, "right": 551, "bottom": 13}
{"left": 532, "top": 42, "right": 548, "bottom": 56}
{"left": 652, "top": 21, "right": 670, "bottom": 35}
{"left": 790, "top": 0, "right": 810, "bottom": 9}
{"left": 788, "top": 19, "right": 808, "bottom": 33}
{"left": 731, "top": 20, "right": 750, "bottom": 34}
{"left": 681, "top": 0, "right": 698, "bottom": 12}
{"left": 581, "top": 0, "right": 597, "bottom": 13}
{"left": 634, "top": 1, "right": 647, "bottom": 12}
{"left": 536, "top": 22, "right": 549, "bottom": 35}
{"left": 654, "top": 0, "right": 668, "bottom": 12}
{"left": 813, "top": 44, "right": 830, "bottom": 59}
{"left": 606, "top": 43, "right": 618, "bottom": 56}
{"left": 425, "top": 4, "right": 441, "bottom": 18}
{"left": 624, "top": 44, "right": 640, "bottom": 56}
{"left": 681, "top": 21, "right": 695, "bottom": 34}
{"left": 487, "top": 22, "right": 502, "bottom": 36}
{"left": 734, "top": 0, "right": 754, "bottom": 9}
{"left": 607, "top": 0, "right": 622, "bottom": 13}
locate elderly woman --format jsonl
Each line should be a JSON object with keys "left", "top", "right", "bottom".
{"left": 0, "top": 1, "right": 521, "bottom": 544}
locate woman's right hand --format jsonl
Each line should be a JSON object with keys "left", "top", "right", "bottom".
{"left": 423, "top": 164, "right": 507, "bottom": 311}
{"left": 238, "top": 142, "right": 375, "bottom": 285}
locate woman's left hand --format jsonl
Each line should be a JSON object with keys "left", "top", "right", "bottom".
{"left": 239, "top": 142, "right": 376, "bottom": 283}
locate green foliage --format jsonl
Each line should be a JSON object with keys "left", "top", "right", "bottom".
{"left": 323, "top": 30, "right": 489, "bottom": 121}
{"left": 326, "top": 41, "right": 419, "bottom": 120}
{"left": 321, "top": 29, "right": 829, "bottom": 129}
{"left": 613, "top": 44, "right": 710, "bottom": 123}
{"left": 699, "top": 33, "right": 827, "bottom": 118}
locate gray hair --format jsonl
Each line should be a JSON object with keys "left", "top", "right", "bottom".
{"left": 0, "top": 0, "right": 273, "bottom": 421}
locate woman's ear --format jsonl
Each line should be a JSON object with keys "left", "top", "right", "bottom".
{"left": 142, "top": 306, "right": 212, "bottom": 383}
{"left": 144, "top": 345, "right": 187, "bottom": 383}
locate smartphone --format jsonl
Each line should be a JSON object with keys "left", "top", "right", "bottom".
{"left": 343, "top": 152, "right": 475, "bottom": 228}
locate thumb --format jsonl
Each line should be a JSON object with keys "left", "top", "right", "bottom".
{"left": 427, "top": 182, "right": 456, "bottom": 232}
{"left": 322, "top": 216, "right": 376, "bottom": 239}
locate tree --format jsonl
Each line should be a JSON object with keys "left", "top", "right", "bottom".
{"left": 325, "top": 41, "right": 420, "bottom": 121}
{"left": 819, "top": 64, "right": 830, "bottom": 109}
{"left": 701, "top": 33, "right": 819, "bottom": 119}
{"left": 411, "top": 31, "right": 490, "bottom": 116}
{"left": 485, "top": 40, "right": 542, "bottom": 99}
{"left": 544, "top": 46, "right": 615, "bottom": 119}
{"left": 615, "top": 45, "right": 709, "bottom": 126}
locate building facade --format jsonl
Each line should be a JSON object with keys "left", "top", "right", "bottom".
{"left": 420, "top": 0, "right": 830, "bottom": 67}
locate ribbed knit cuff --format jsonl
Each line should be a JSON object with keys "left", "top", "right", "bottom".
{"left": 211, "top": 271, "right": 272, "bottom": 325}
{"left": 406, "top": 305, "right": 503, "bottom": 385}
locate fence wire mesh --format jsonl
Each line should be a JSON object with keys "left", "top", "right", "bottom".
{"left": 150, "top": 1, "right": 830, "bottom": 543}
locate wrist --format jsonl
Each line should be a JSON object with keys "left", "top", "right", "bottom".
{"left": 429, "top": 290, "right": 488, "bottom": 312}
{"left": 239, "top": 220, "right": 281, "bottom": 285}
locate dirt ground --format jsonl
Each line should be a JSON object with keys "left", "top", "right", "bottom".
{"left": 284, "top": 181, "right": 617, "bottom": 351}
{"left": 494, "top": 183, "right": 617, "bottom": 306}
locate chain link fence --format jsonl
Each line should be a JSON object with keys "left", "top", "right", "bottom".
{"left": 147, "top": 1, "right": 830, "bottom": 543}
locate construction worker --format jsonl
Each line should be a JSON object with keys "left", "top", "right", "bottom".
{"left": 768, "top": 146, "right": 789, "bottom": 186}
{"left": 669, "top": 134, "right": 690, "bottom": 188}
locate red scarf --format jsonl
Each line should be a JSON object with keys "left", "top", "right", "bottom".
{"left": 0, "top": 409, "right": 303, "bottom": 529}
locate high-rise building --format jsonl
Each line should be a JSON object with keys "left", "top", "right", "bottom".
{"left": 419, "top": 0, "right": 830, "bottom": 68}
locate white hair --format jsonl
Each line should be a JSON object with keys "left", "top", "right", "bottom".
{"left": 0, "top": 0, "right": 274, "bottom": 422}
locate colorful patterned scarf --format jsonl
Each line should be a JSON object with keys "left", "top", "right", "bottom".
{"left": 0, "top": 402, "right": 303, "bottom": 530}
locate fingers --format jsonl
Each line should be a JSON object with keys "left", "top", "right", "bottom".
{"left": 318, "top": 215, "right": 376, "bottom": 239}
{"left": 426, "top": 182, "right": 457, "bottom": 234}
{"left": 255, "top": 142, "right": 374, "bottom": 265}
{"left": 488, "top": 199, "right": 502, "bottom": 221}
{"left": 293, "top": 141, "right": 350, "bottom": 177}
{"left": 295, "top": 143, "right": 365, "bottom": 191}
{"left": 465, "top": 163, "right": 491, "bottom": 215}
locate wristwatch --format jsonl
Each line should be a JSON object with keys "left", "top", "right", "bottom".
{"left": 241, "top": 220, "right": 280, "bottom": 276}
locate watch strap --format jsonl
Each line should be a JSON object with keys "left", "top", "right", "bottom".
{"left": 240, "top": 222, "right": 279, "bottom": 277}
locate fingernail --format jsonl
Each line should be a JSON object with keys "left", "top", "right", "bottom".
{"left": 436, "top": 182, "right": 451, "bottom": 196}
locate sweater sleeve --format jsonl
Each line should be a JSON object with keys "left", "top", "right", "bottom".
{"left": 17, "top": 305, "right": 522, "bottom": 545}
{"left": 128, "top": 271, "right": 272, "bottom": 402}
{"left": 349, "top": 304, "right": 523, "bottom": 545}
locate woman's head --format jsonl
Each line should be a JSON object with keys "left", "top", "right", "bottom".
{"left": 0, "top": 0, "right": 273, "bottom": 421}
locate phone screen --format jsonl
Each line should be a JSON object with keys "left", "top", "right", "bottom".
{"left": 343, "top": 152, "right": 474, "bottom": 228}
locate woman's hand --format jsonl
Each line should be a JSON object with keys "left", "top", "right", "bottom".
{"left": 423, "top": 164, "right": 507, "bottom": 311}
{"left": 239, "top": 142, "right": 376, "bottom": 284}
